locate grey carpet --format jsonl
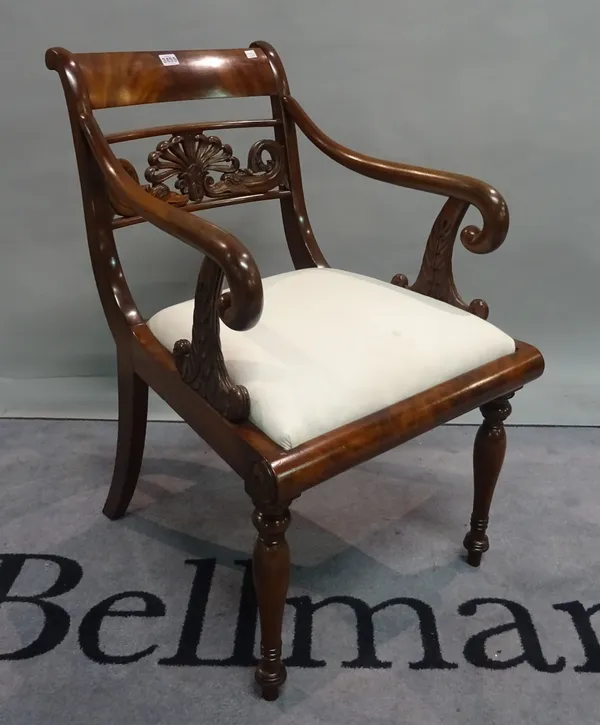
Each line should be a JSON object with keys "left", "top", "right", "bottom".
{"left": 1, "top": 420, "right": 599, "bottom": 724}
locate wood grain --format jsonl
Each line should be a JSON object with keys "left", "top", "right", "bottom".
{"left": 75, "top": 49, "right": 278, "bottom": 109}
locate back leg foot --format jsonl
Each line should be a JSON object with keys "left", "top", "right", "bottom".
{"left": 102, "top": 360, "right": 148, "bottom": 520}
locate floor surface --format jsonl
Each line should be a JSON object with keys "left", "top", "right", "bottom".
{"left": 1, "top": 420, "right": 599, "bottom": 724}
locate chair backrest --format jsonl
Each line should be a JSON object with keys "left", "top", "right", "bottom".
{"left": 75, "top": 48, "right": 280, "bottom": 109}
{"left": 46, "top": 42, "right": 323, "bottom": 270}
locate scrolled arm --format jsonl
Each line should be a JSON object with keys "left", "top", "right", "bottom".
{"left": 283, "top": 95, "right": 509, "bottom": 255}
{"left": 79, "top": 110, "right": 263, "bottom": 332}
{"left": 47, "top": 46, "right": 260, "bottom": 423}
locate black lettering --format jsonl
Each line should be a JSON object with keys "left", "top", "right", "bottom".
{"left": 0, "top": 554, "right": 82, "bottom": 660}
{"left": 159, "top": 559, "right": 215, "bottom": 666}
{"left": 459, "top": 597, "right": 565, "bottom": 672}
{"left": 286, "top": 595, "right": 456, "bottom": 669}
{"left": 79, "top": 591, "right": 165, "bottom": 664}
{"left": 226, "top": 560, "right": 258, "bottom": 666}
{"left": 159, "top": 559, "right": 257, "bottom": 666}
{"left": 554, "top": 601, "right": 600, "bottom": 672}
{"left": 371, "top": 597, "right": 457, "bottom": 670}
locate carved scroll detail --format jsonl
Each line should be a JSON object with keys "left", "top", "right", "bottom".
{"left": 392, "top": 198, "right": 489, "bottom": 319}
{"left": 145, "top": 134, "right": 285, "bottom": 201}
{"left": 109, "top": 158, "right": 188, "bottom": 217}
{"left": 173, "top": 257, "right": 250, "bottom": 423}
{"left": 109, "top": 133, "right": 286, "bottom": 218}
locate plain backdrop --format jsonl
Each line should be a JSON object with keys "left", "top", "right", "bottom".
{"left": 0, "top": 0, "right": 598, "bottom": 423}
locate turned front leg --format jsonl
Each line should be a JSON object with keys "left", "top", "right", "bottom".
{"left": 464, "top": 393, "right": 513, "bottom": 567}
{"left": 252, "top": 506, "right": 291, "bottom": 701}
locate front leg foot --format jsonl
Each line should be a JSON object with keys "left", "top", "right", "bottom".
{"left": 252, "top": 506, "right": 291, "bottom": 701}
{"left": 464, "top": 393, "right": 513, "bottom": 567}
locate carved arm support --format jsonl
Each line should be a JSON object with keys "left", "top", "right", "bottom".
{"left": 284, "top": 95, "right": 509, "bottom": 318}
{"left": 80, "top": 112, "right": 257, "bottom": 421}
{"left": 391, "top": 198, "right": 491, "bottom": 319}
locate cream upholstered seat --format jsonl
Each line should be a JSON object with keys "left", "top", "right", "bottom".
{"left": 148, "top": 268, "right": 516, "bottom": 449}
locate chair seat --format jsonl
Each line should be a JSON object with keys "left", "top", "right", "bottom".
{"left": 147, "top": 268, "right": 516, "bottom": 449}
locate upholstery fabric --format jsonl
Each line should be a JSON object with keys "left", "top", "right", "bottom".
{"left": 147, "top": 268, "right": 516, "bottom": 449}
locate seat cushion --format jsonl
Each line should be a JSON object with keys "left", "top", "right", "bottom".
{"left": 147, "top": 268, "right": 516, "bottom": 449}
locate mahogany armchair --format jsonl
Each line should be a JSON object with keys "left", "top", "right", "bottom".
{"left": 46, "top": 42, "right": 544, "bottom": 700}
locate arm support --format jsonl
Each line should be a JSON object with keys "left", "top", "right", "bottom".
{"left": 283, "top": 95, "right": 509, "bottom": 255}
{"left": 79, "top": 110, "right": 263, "bottom": 332}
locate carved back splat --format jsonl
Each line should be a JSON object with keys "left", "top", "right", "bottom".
{"left": 109, "top": 133, "right": 287, "bottom": 219}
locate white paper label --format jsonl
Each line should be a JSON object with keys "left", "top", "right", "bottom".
{"left": 158, "top": 53, "right": 179, "bottom": 66}
{"left": 244, "top": 49, "right": 258, "bottom": 59}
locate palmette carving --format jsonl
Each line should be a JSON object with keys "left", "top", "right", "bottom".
{"left": 145, "top": 133, "right": 239, "bottom": 201}
{"left": 145, "top": 133, "right": 285, "bottom": 201}
{"left": 173, "top": 257, "right": 250, "bottom": 423}
{"left": 109, "top": 133, "right": 286, "bottom": 217}
{"left": 392, "top": 198, "right": 489, "bottom": 319}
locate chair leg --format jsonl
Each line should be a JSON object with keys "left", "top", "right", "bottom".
{"left": 252, "top": 505, "right": 291, "bottom": 701}
{"left": 102, "top": 359, "right": 149, "bottom": 520}
{"left": 463, "top": 393, "right": 513, "bottom": 567}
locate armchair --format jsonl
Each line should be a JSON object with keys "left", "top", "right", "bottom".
{"left": 46, "top": 41, "right": 544, "bottom": 700}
